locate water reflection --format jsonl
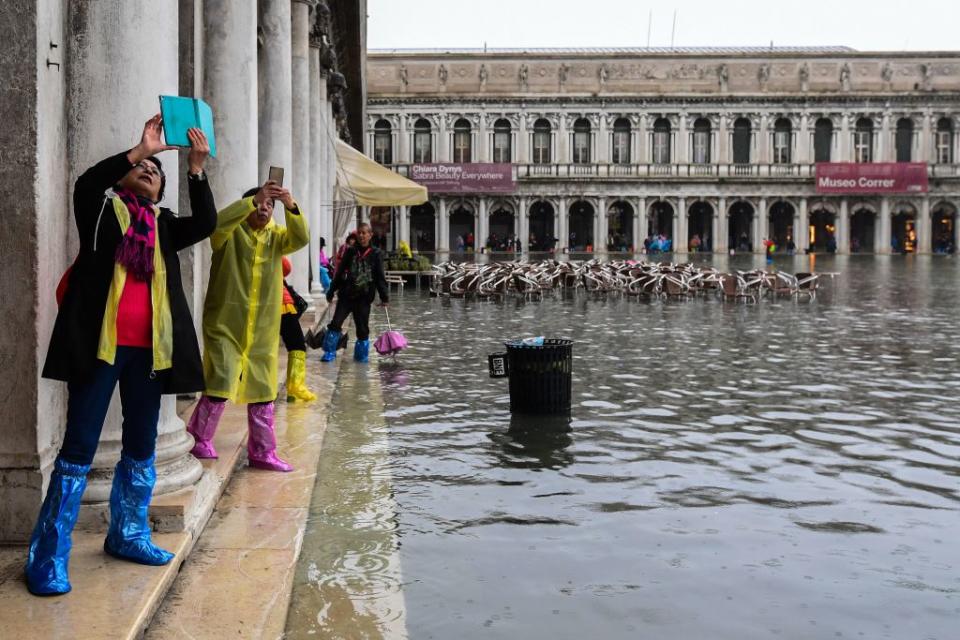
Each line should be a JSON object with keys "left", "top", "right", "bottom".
{"left": 488, "top": 415, "right": 574, "bottom": 470}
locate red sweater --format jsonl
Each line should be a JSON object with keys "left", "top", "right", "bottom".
{"left": 116, "top": 277, "right": 152, "bottom": 348}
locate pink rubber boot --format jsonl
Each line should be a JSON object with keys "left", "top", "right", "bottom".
{"left": 247, "top": 402, "right": 294, "bottom": 472}
{"left": 186, "top": 396, "right": 226, "bottom": 459}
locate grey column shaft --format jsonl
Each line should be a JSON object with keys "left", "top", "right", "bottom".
{"left": 258, "top": 0, "right": 293, "bottom": 187}
{"left": 67, "top": 0, "right": 201, "bottom": 506}
{"left": 288, "top": 0, "right": 311, "bottom": 293}
{"left": 309, "top": 43, "right": 323, "bottom": 291}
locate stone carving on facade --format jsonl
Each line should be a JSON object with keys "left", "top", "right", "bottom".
{"left": 881, "top": 62, "right": 894, "bottom": 90}
{"left": 669, "top": 64, "right": 707, "bottom": 80}
{"left": 920, "top": 63, "right": 933, "bottom": 91}
{"left": 559, "top": 63, "right": 569, "bottom": 90}
{"left": 598, "top": 64, "right": 609, "bottom": 89}
{"left": 610, "top": 63, "right": 657, "bottom": 80}
{"left": 438, "top": 63, "right": 448, "bottom": 89}
{"left": 399, "top": 64, "right": 408, "bottom": 92}
{"left": 798, "top": 63, "right": 810, "bottom": 92}
{"left": 758, "top": 63, "right": 771, "bottom": 90}
{"left": 518, "top": 63, "right": 529, "bottom": 90}
{"left": 717, "top": 64, "right": 729, "bottom": 92}
{"left": 479, "top": 63, "right": 488, "bottom": 90}
{"left": 839, "top": 63, "right": 852, "bottom": 92}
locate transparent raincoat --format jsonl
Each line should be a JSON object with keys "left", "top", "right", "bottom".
{"left": 201, "top": 197, "right": 309, "bottom": 403}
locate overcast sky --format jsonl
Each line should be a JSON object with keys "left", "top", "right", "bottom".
{"left": 368, "top": 0, "right": 958, "bottom": 52}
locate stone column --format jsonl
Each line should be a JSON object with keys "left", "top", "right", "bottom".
{"left": 287, "top": 0, "right": 313, "bottom": 293}
{"left": 920, "top": 112, "right": 933, "bottom": 163}
{"left": 478, "top": 114, "right": 489, "bottom": 162}
{"left": 67, "top": 0, "right": 201, "bottom": 506}
{"left": 918, "top": 197, "right": 932, "bottom": 254}
{"left": 398, "top": 206, "right": 410, "bottom": 246}
{"left": 398, "top": 114, "right": 409, "bottom": 164}
{"left": 634, "top": 197, "right": 645, "bottom": 251}
{"left": 711, "top": 202, "right": 721, "bottom": 252}
{"left": 876, "top": 199, "right": 889, "bottom": 255}
{"left": 676, "top": 197, "right": 688, "bottom": 254}
{"left": 637, "top": 115, "right": 648, "bottom": 164}
{"left": 558, "top": 116, "right": 569, "bottom": 164}
{"left": 879, "top": 112, "right": 891, "bottom": 161}
{"left": 677, "top": 114, "right": 688, "bottom": 164}
{"left": 716, "top": 197, "right": 728, "bottom": 253}
{"left": 437, "top": 198, "right": 449, "bottom": 252}
{"left": 518, "top": 196, "right": 529, "bottom": 253}
{"left": 597, "top": 197, "right": 607, "bottom": 252}
{"left": 598, "top": 116, "right": 609, "bottom": 164}
{"left": 478, "top": 198, "right": 488, "bottom": 252}
{"left": 518, "top": 115, "right": 529, "bottom": 164}
{"left": 758, "top": 114, "right": 770, "bottom": 164}
{"left": 558, "top": 196, "right": 568, "bottom": 252}
{"left": 717, "top": 114, "right": 728, "bottom": 164}
{"left": 308, "top": 16, "right": 324, "bottom": 291}
{"left": 437, "top": 114, "right": 449, "bottom": 162}
{"left": 838, "top": 199, "right": 850, "bottom": 254}
{"left": 798, "top": 113, "right": 810, "bottom": 164}
{"left": 798, "top": 198, "right": 809, "bottom": 253}
{"left": 755, "top": 197, "right": 768, "bottom": 253}
{"left": 839, "top": 113, "right": 851, "bottom": 161}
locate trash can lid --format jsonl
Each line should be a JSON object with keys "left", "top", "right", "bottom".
{"left": 504, "top": 338, "right": 573, "bottom": 349}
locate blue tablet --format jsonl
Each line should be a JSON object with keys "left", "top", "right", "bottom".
{"left": 159, "top": 95, "right": 217, "bottom": 158}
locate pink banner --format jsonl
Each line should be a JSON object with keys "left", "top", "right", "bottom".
{"left": 409, "top": 163, "right": 515, "bottom": 194}
{"left": 815, "top": 163, "right": 928, "bottom": 194}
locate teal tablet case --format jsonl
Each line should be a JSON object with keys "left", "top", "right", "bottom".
{"left": 159, "top": 95, "right": 217, "bottom": 158}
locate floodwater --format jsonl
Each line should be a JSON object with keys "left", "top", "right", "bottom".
{"left": 286, "top": 255, "right": 960, "bottom": 640}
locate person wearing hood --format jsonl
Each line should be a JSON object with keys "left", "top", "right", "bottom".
{"left": 184, "top": 181, "right": 309, "bottom": 473}
{"left": 28, "top": 115, "right": 215, "bottom": 596}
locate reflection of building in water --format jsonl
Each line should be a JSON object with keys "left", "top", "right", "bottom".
{"left": 366, "top": 47, "right": 960, "bottom": 255}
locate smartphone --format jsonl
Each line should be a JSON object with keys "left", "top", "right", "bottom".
{"left": 268, "top": 166, "right": 284, "bottom": 187}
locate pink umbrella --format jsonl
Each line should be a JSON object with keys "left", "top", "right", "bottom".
{"left": 374, "top": 307, "right": 408, "bottom": 357}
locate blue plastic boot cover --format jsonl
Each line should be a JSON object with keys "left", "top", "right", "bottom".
{"left": 25, "top": 458, "right": 91, "bottom": 595}
{"left": 321, "top": 329, "right": 341, "bottom": 362}
{"left": 104, "top": 454, "right": 174, "bottom": 566}
{"left": 354, "top": 338, "right": 370, "bottom": 363}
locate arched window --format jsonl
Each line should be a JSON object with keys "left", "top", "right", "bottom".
{"left": 453, "top": 118, "right": 472, "bottom": 163}
{"left": 612, "top": 117, "right": 631, "bottom": 165}
{"left": 653, "top": 117, "right": 671, "bottom": 164}
{"left": 373, "top": 119, "right": 392, "bottom": 165}
{"left": 936, "top": 117, "right": 954, "bottom": 164}
{"left": 532, "top": 118, "right": 552, "bottom": 164}
{"left": 855, "top": 117, "right": 874, "bottom": 163}
{"left": 493, "top": 118, "right": 512, "bottom": 163}
{"left": 896, "top": 118, "right": 914, "bottom": 162}
{"left": 814, "top": 118, "right": 833, "bottom": 162}
{"left": 732, "top": 117, "right": 752, "bottom": 164}
{"left": 773, "top": 117, "right": 792, "bottom": 164}
{"left": 573, "top": 117, "right": 591, "bottom": 164}
{"left": 413, "top": 118, "right": 432, "bottom": 163}
{"left": 692, "top": 117, "right": 711, "bottom": 164}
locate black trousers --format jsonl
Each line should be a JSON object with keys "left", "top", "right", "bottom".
{"left": 279, "top": 313, "right": 306, "bottom": 352}
{"left": 59, "top": 347, "right": 161, "bottom": 465}
{"left": 328, "top": 297, "right": 372, "bottom": 340}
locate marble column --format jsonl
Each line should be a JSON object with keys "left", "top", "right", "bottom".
{"left": 478, "top": 114, "right": 489, "bottom": 162}
{"left": 918, "top": 197, "right": 931, "bottom": 254}
{"left": 677, "top": 114, "right": 688, "bottom": 164}
{"left": 437, "top": 199, "right": 449, "bottom": 252}
{"left": 839, "top": 113, "right": 851, "bottom": 161}
{"left": 798, "top": 198, "right": 809, "bottom": 253}
{"left": 398, "top": 206, "right": 410, "bottom": 245}
{"left": 478, "top": 198, "right": 488, "bottom": 252}
{"left": 598, "top": 117, "right": 609, "bottom": 164}
{"left": 838, "top": 199, "right": 850, "bottom": 254}
{"left": 920, "top": 112, "right": 932, "bottom": 163}
{"left": 879, "top": 112, "right": 891, "bottom": 161}
{"left": 637, "top": 115, "right": 648, "bottom": 164}
{"left": 518, "top": 196, "right": 529, "bottom": 253}
{"left": 438, "top": 115, "right": 449, "bottom": 162}
{"left": 287, "top": 0, "right": 313, "bottom": 293}
{"left": 711, "top": 202, "right": 721, "bottom": 252}
{"left": 633, "top": 197, "right": 645, "bottom": 252}
{"left": 558, "top": 196, "right": 568, "bottom": 252}
{"left": 676, "top": 197, "right": 688, "bottom": 254}
{"left": 798, "top": 113, "right": 810, "bottom": 164}
{"left": 518, "top": 116, "right": 529, "bottom": 164}
{"left": 596, "top": 197, "right": 607, "bottom": 252}
{"left": 308, "top": 17, "right": 323, "bottom": 292}
{"left": 755, "top": 198, "right": 768, "bottom": 253}
{"left": 259, "top": 0, "right": 294, "bottom": 181}
{"left": 716, "top": 197, "right": 728, "bottom": 253}
{"left": 558, "top": 116, "right": 569, "bottom": 164}
{"left": 398, "top": 114, "right": 410, "bottom": 163}
{"left": 876, "top": 199, "right": 890, "bottom": 255}
{"left": 68, "top": 0, "right": 201, "bottom": 504}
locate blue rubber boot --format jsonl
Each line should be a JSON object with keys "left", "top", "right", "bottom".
{"left": 321, "top": 329, "right": 341, "bottom": 362}
{"left": 103, "top": 454, "right": 174, "bottom": 566}
{"left": 25, "top": 458, "right": 90, "bottom": 596}
{"left": 354, "top": 338, "right": 370, "bottom": 363}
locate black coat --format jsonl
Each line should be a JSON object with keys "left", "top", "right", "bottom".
{"left": 42, "top": 152, "right": 217, "bottom": 394}
{"left": 327, "top": 245, "right": 389, "bottom": 304}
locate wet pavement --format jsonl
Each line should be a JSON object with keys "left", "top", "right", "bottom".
{"left": 286, "top": 254, "right": 960, "bottom": 640}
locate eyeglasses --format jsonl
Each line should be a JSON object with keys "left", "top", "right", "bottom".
{"left": 136, "top": 162, "right": 163, "bottom": 178}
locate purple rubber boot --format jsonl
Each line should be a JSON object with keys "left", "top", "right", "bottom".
{"left": 247, "top": 402, "right": 294, "bottom": 472}
{"left": 186, "top": 396, "right": 226, "bottom": 459}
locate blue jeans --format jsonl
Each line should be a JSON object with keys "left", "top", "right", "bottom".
{"left": 59, "top": 347, "right": 162, "bottom": 465}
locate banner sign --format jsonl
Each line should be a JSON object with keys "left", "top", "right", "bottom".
{"left": 409, "top": 163, "right": 515, "bottom": 194}
{"left": 815, "top": 163, "right": 928, "bottom": 194}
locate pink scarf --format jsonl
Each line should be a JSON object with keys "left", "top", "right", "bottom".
{"left": 114, "top": 189, "right": 156, "bottom": 281}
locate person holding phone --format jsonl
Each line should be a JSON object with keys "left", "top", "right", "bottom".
{"left": 184, "top": 180, "right": 309, "bottom": 472}
{"left": 27, "top": 115, "right": 215, "bottom": 596}
{"left": 321, "top": 222, "right": 389, "bottom": 363}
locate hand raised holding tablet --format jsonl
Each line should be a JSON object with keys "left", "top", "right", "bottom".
{"left": 127, "top": 113, "right": 176, "bottom": 165}
{"left": 187, "top": 128, "right": 210, "bottom": 175}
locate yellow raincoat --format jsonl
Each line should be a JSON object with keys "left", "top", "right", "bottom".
{"left": 201, "top": 197, "right": 309, "bottom": 403}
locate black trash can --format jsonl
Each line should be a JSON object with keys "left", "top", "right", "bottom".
{"left": 504, "top": 339, "right": 573, "bottom": 414}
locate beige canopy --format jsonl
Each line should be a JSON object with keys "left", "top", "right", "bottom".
{"left": 333, "top": 139, "right": 428, "bottom": 207}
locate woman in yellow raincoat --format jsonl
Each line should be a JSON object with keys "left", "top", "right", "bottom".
{"left": 185, "top": 180, "right": 309, "bottom": 472}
